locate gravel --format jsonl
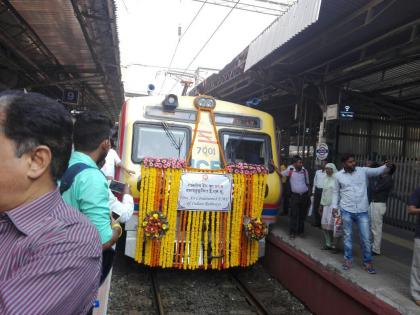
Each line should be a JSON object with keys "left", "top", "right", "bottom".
{"left": 108, "top": 242, "right": 312, "bottom": 315}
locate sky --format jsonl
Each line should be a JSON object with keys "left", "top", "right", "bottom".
{"left": 115, "top": 0, "right": 279, "bottom": 96}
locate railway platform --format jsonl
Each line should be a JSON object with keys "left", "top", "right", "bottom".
{"left": 265, "top": 218, "right": 418, "bottom": 315}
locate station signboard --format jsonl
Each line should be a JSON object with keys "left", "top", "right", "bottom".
{"left": 339, "top": 104, "right": 355, "bottom": 119}
{"left": 62, "top": 89, "right": 79, "bottom": 105}
{"left": 316, "top": 143, "right": 329, "bottom": 160}
{"left": 326, "top": 104, "right": 338, "bottom": 120}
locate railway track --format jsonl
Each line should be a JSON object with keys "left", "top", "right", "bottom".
{"left": 107, "top": 250, "right": 310, "bottom": 315}
{"left": 150, "top": 269, "right": 275, "bottom": 315}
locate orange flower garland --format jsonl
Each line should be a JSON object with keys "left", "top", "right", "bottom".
{"left": 134, "top": 157, "right": 268, "bottom": 269}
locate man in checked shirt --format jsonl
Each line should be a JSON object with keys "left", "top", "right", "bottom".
{"left": 0, "top": 91, "right": 102, "bottom": 315}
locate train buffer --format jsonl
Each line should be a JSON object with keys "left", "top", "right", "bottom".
{"left": 265, "top": 218, "right": 418, "bottom": 315}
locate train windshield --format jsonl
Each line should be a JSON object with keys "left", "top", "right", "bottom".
{"left": 132, "top": 123, "right": 189, "bottom": 162}
{"left": 221, "top": 131, "right": 271, "bottom": 166}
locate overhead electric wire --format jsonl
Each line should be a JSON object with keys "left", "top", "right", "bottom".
{"left": 120, "top": 0, "right": 129, "bottom": 13}
{"left": 121, "top": 63, "right": 195, "bottom": 72}
{"left": 192, "top": 0, "right": 280, "bottom": 16}
{"left": 219, "top": 0, "right": 284, "bottom": 12}
{"left": 158, "top": 0, "right": 209, "bottom": 95}
{"left": 169, "top": 0, "right": 241, "bottom": 94}
{"left": 254, "top": 0, "right": 293, "bottom": 7}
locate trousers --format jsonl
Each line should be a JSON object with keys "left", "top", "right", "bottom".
{"left": 289, "top": 193, "right": 310, "bottom": 235}
{"left": 312, "top": 187, "right": 323, "bottom": 226}
{"left": 100, "top": 248, "right": 115, "bottom": 285}
{"left": 369, "top": 202, "right": 386, "bottom": 254}
{"left": 341, "top": 209, "right": 372, "bottom": 264}
{"left": 411, "top": 238, "right": 420, "bottom": 301}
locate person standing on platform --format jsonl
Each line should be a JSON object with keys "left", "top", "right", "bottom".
{"left": 370, "top": 163, "right": 395, "bottom": 255}
{"left": 279, "top": 164, "right": 289, "bottom": 215}
{"left": 312, "top": 162, "right": 327, "bottom": 227}
{"left": 101, "top": 138, "right": 134, "bottom": 180}
{"left": 407, "top": 187, "right": 420, "bottom": 306}
{"left": 319, "top": 163, "right": 339, "bottom": 253}
{"left": 61, "top": 112, "right": 122, "bottom": 286}
{"left": 280, "top": 155, "right": 310, "bottom": 239}
{"left": 0, "top": 91, "right": 102, "bottom": 315}
{"left": 332, "top": 153, "right": 391, "bottom": 274}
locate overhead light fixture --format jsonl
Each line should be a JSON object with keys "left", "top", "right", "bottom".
{"left": 194, "top": 96, "right": 216, "bottom": 110}
{"left": 162, "top": 94, "right": 178, "bottom": 111}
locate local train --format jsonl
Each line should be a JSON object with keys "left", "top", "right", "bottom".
{"left": 117, "top": 94, "right": 281, "bottom": 268}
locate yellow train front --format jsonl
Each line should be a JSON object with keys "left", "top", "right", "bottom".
{"left": 117, "top": 95, "right": 281, "bottom": 269}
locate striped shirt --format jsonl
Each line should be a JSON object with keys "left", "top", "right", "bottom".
{"left": 0, "top": 189, "right": 102, "bottom": 315}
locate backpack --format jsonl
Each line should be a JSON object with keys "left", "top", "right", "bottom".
{"left": 59, "top": 163, "right": 97, "bottom": 194}
{"left": 284, "top": 167, "right": 309, "bottom": 196}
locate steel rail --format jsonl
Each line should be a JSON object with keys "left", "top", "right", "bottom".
{"left": 229, "top": 271, "right": 273, "bottom": 315}
{"left": 150, "top": 270, "right": 165, "bottom": 315}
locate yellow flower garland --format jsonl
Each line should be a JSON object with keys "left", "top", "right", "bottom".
{"left": 134, "top": 161, "right": 267, "bottom": 269}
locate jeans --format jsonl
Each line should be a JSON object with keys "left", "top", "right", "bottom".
{"left": 341, "top": 209, "right": 372, "bottom": 264}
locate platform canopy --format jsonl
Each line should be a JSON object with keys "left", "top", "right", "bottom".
{"left": 0, "top": 0, "right": 124, "bottom": 120}
{"left": 191, "top": 0, "right": 420, "bottom": 124}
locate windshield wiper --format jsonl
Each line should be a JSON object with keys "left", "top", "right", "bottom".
{"left": 161, "top": 122, "right": 185, "bottom": 158}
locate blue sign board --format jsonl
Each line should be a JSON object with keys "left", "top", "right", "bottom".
{"left": 62, "top": 89, "right": 79, "bottom": 105}
{"left": 339, "top": 104, "right": 354, "bottom": 119}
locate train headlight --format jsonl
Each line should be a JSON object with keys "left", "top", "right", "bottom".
{"left": 194, "top": 96, "right": 216, "bottom": 110}
{"left": 162, "top": 94, "right": 178, "bottom": 111}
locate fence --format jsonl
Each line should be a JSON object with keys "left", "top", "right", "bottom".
{"left": 339, "top": 120, "right": 420, "bottom": 158}
{"left": 355, "top": 154, "right": 420, "bottom": 231}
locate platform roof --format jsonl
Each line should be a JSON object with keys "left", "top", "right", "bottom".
{"left": 191, "top": 0, "right": 420, "bottom": 125}
{"left": 0, "top": 0, "right": 124, "bottom": 121}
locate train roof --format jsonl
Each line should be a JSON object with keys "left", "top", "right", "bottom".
{"left": 125, "top": 95, "right": 274, "bottom": 121}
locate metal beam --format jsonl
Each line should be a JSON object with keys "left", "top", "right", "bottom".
{"left": 71, "top": 0, "right": 118, "bottom": 118}
{"left": 26, "top": 75, "right": 104, "bottom": 88}
{"left": 347, "top": 90, "right": 420, "bottom": 117}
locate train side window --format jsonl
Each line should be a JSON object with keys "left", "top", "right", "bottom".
{"left": 132, "top": 123, "right": 190, "bottom": 163}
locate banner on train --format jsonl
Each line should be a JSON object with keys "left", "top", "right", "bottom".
{"left": 178, "top": 172, "right": 232, "bottom": 211}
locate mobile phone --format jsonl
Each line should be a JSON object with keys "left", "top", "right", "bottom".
{"left": 111, "top": 211, "right": 121, "bottom": 220}
{"left": 109, "top": 180, "right": 126, "bottom": 194}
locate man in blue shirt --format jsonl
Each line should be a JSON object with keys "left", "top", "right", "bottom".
{"left": 332, "top": 153, "right": 391, "bottom": 274}
{"left": 62, "top": 111, "right": 121, "bottom": 284}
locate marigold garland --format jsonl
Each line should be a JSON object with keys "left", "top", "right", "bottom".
{"left": 134, "top": 157, "right": 268, "bottom": 269}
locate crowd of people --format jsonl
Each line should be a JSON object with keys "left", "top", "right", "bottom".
{"left": 275, "top": 153, "right": 420, "bottom": 305}
{"left": 274, "top": 154, "right": 395, "bottom": 274}
{"left": 1, "top": 90, "right": 420, "bottom": 313}
{"left": 0, "top": 91, "right": 135, "bottom": 314}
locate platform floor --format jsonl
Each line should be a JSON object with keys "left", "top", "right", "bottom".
{"left": 269, "top": 217, "right": 419, "bottom": 315}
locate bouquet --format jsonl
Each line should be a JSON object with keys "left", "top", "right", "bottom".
{"left": 244, "top": 216, "right": 268, "bottom": 241}
{"left": 142, "top": 211, "right": 169, "bottom": 239}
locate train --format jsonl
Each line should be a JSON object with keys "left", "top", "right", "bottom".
{"left": 117, "top": 94, "right": 281, "bottom": 269}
